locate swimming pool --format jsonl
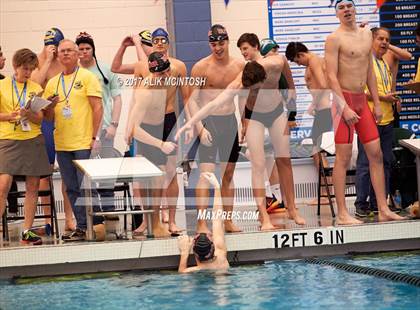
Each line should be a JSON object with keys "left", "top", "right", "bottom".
{"left": 1, "top": 251, "right": 419, "bottom": 309}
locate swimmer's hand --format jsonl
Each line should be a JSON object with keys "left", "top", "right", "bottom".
{"left": 373, "top": 105, "right": 383, "bottom": 124}
{"left": 121, "top": 36, "right": 135, "bottom": 47}
{"left": 124, "top": 127, "right": 133, "bottom": 145}
{"left": 160, "top": 141, "right": 177, "bottom": 155}
{"left": 343, "top": 106, "right": 361, "bottom": 125}
{"left": 199, "top": 128, "right": 213, "bottom": 147}
{"left": 178, "top": 235, "right": 193, "bottom": 254}
{"left": 175, "top": 123, "right": 192, "bottom": 143}
{"left": 359, "top": 21, "right": 369, "bottom": 28}
{"left": 201, "top": 172, "right": 220, "bottom": 188}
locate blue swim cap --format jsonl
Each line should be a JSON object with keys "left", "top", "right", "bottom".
{"left": 152, "top": 28, "right": 169, "bottom": 42}
{"left": 44, "top": 27, "right": 64, "bottom": 46}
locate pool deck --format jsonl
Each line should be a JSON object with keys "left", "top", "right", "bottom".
{"left": 1, "top": 201, "right": 420, "bottom": 279}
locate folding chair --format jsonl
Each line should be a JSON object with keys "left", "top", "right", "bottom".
{"left": 2, "top": 175, "right": 59, "bottom": 240}
{"left": 317, "top": 131, "right": 358, "bottom": 217}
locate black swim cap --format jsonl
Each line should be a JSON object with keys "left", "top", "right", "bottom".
{"left": 148, "top": 52, "right": 170, "bottom": 73}
{"left": 193, "top": 233, "right": 215, "bottom": 262}
{"left": 208, "top": 24, "right": 229, "bottom": 42}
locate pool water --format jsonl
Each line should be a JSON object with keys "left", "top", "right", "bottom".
{"left": 1, "top": 252, "right": 419, "bottom": 310}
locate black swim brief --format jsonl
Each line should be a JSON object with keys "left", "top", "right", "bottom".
{"left": 199, "top": 113, "right": 240, "bottom": 164}
{"left": 244, "top": 104, "right": 284, "bottom": 128}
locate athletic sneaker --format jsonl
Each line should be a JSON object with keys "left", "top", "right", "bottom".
{"left": 62, "top": 228, "right": 86, "bottom": 242}
{"left": 355, "top": 206, "right": 372, "bottom": 218}
{"left": 21, "top": 230, "right": 42, "bottom": 245}
{"left": 266, "top": 195, "right": 285, "bottom": 213}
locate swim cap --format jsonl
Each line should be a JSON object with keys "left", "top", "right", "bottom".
{"left": 44, "top": 28, "right": 64, "bottom": 46}
{"left": 75, "top": 32, "right": 95, "bottom": 53}
{"left": 208, "top": 24, "right": 229, "bottom": 42}
{"left": 331, "top": 0, "right": 356, "bottom": 9}
{"left": 152, "top": 28, "right": 169, "bottom": 42}
{"left": 75, "top": 32, "right": 109, "bottom": 85}
{"left": 139, "top": 30, "right": 152, "bottom": 47}
{"left": 148, "top": 52, "right": 170, "bottom": 73}
{"left": 193, "top": 233, "right": 215, "bottom": 262}
{"left": 260, "top": 38, "right": 279, "bottom": 56}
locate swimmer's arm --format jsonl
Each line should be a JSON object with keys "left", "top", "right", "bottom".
{"left": 31, "top": 57, "right": 51, "bottom": 86}
{"left": 309, "top": 57, "right": 329, "bottom": 104}
{"left": 366, "top": 51, "right": 381, "bottom": 107}
{"left": 325, "top": 34, "right": 346, "bottom": 111}
{"left": 211, "top": 179, "right": 227, "bottom": 253}
{"left": 132, "top": 34, "right": 148, "bottom": 62}
{"left": 178, "top": 62, "right": 192, "bottom": 120}
{"left": 111, "top": 44, "right": 135, "bottom": 74}
{"left": 282, "top": 56, "right": 296, "bottom": 95}
{"left": 186, "top": 76, "right": 242, "bottom": 130}
{"left": 386, "top": 44, "right": 412, "bottom": 61}
{"left": 131, "top": 91, "right": 164, "bottom": 148}
{"left": 178, "top": 254, "right": 201, "bottom": 273}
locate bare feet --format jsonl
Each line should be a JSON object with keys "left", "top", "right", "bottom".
{"left": 378, "top": 210, "right": 406, "bottom": 222}
{"left": 161, "top": 208, "right": 169, "bottom": 223}
{"left": 260, "top": 222, "right": 277, "bottom": 231}
{"left": 169, "top": 223, "right": 184, "bottom": 235}
{"left": 224, "top": 220, "right": 242, "bottom": 233}
{"left": 337, "top": 214, "right": 363, "bottom": 225}
{"left": 287, "top": 208, "right": 306, "bottom": 225}
{"left": 153, "top": 224, "right": 171, "bottom": 238}
{"left": 133, "top": 221, "right": 147, "bottom": 235}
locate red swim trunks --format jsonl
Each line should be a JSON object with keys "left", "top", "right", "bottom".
{"left": 332, "top": 91, "right": 379, "bottom": 144}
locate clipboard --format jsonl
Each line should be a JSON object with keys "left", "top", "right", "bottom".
{"left": 403, "top": 82, "right": 420, "bottom": 94}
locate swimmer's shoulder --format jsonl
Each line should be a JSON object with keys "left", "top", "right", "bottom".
{"left": 191, "top": 56, "right": 211, "bottom": 75}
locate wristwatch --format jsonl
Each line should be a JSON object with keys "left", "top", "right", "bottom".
{"left": 111, "top": 121, "right": 119, "bottom": 127}
{"left": 92, "top": 136, "right": 100, "bottom": 141}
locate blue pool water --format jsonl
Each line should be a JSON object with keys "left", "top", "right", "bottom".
{"left": 1, "top": 252, "right": 420, "bottom": 310}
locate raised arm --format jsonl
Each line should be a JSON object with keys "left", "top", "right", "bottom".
{"left": 31, "top": 48, "right": 55, "bottom": 87}
{"left": 176, "top": 73, "right": 242, "bottom": 141}
{"left": 201, "top": 173, "right": 226, "bottom": 253}
{"left": 111, "top": 36, "right": 137, "bottom": 74}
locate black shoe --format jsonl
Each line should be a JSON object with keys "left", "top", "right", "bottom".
{"left": 388, "top": 204, "right": 401, "bottom": 213}
{"left": 21, "top": 230, "right": 42, "bottom": 245}
{"left": 355, "top": 206, "right": 372, "bottom": 218}
{"left": 62, "top": 228, "right": 86, "bottom": 242}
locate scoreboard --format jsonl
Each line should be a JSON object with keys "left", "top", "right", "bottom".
{"left": 268, "top": 0, "right": 419, "bottom": 139}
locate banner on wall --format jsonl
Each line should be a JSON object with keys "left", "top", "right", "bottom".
{"left": 267, "top": 0, "right": 419, "bottom": 140}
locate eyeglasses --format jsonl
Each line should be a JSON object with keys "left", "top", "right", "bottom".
{"left": 58, "top": 49, "right": 76, "bottom": 54}
{"left": 152, "top": 37, "right": 168, "bottom": 45}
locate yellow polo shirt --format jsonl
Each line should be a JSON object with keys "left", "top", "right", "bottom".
{"left": 0, "top": 76, "right": 43, "bottom": 140}
{"left": 43, "top": 67, "right": 102, "bottom": 151}
{"left": 367, "top": 56, "right": 394, "bottom": 126}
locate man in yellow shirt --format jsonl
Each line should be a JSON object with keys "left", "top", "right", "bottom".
{"left": 355, "top": 27, "right": 400, "bottom": 217}
{"left": 0, "top": 49, "right": 54, "bottom": 245}
{"left": 43, "top": 39, "right": 103, "bottom": 241}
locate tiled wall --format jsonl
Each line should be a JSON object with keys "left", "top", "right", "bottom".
{"left": 0, "top": 0, "right": 167, "bottom": 76}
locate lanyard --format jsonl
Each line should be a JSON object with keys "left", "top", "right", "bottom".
{"left": 373, "top": 56, "right": 391, "bottom": 94}
{"left": 56, "top": 66, "right": 79, "bottom": 105}
{"left": 12, "top": 77, "right": 27, "bottom": 109}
